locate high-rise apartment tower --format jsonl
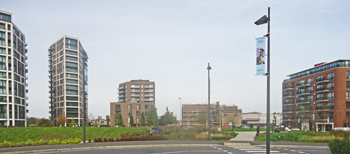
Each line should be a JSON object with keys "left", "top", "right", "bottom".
{"left": 0, "top": 10, "right": 28, "bottom": 127}
{"left": 49, "top": 36, "right": 88, "bottom": 126}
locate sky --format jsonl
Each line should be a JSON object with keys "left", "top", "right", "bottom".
{"left": 1, "top": 0, "right": 349, "bottom": 119}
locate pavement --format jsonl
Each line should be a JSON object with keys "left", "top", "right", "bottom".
{"left": 229, "top": 131, "right": 256, "bottom": 141}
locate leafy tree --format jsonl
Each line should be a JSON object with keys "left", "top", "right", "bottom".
{"left": 28, "top": 117, "right": 37, "bottom": 125}
{"left": 115, "top": 112, "right": 123, "bottom": 126}
{"left": 162, "top": 107, "right": 176, "bottom": 126}
{"left": 197, "top": 112, "right": 207, "bottom": 125}
{"left": 106, "top": 115, "right": 110, "bottom": 126}
{"left": 130, "top": 115, "right": 134, "bottom": 126}
{"left": 57, "top": 114, "right": 68, "bottom": 127}
{"left": 69, "top": 118, "right": 77, "bottom": 127}
{"left": 146, "top": 107, "right": 158, "bottom": 126}
{"left": 141, "top": 112, "right": 145, "bottom": 126}
{"left": 36, "top": 118, "right": 51, "bottom": 127}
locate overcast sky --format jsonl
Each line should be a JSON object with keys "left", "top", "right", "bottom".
{"left": 2, "top": 0, "right": 349, "bottom": 119}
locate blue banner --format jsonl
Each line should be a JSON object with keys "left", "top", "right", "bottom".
{"left": 150, "top": 127, "right": 162, "bottom": 134}
{"left": 256, "top": 37, "right": 266, "bottom": 75}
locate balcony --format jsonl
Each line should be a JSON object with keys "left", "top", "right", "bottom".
{"left": 316, "top": 98, "right": 329, "bottom": 102}
{"left": 316, "top": 87, "right": 329, "bottom": 93}
{"left": 283, "top": 86, "right": 293, "bottom": 90}
{"left": 283, "top": 109, "right": 295, "bottom": 113}
{"left": 131, "top": 85, "right": 140, "bottom": 89}
{"left": 144, "top": 85, "right": 153, "bottom": 89}
{"left": 144, "top": 89, "right": 153, "bottom": 93}
{"left": 118, "top": 86, "right": 126, "bottom": 90}
{"left": 297, "top": 91, "right": 311, "bottom": 96}
{"left": 131, "top": 89, "right": 140, "bottom": 93}
{"left": 118, "top": 90, "right": 126, "bottom": 94}
{"left": 297, "top": 100, "right": 312, "bottom": 104}
{"left": 316, "top": 78, "right": 329, "bottom": 83}
{"left": 297, "top": 83, "right": 310, "bottom": 88}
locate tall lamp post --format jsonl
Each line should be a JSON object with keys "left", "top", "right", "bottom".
{"left": 207, "top": 63, "right": 212, "bottom": 141}
{"left": 255, "top": 7, "right": 271, "bottom": 154}
{"left": 178, "top": 98, "right": 182, "bottom": 126}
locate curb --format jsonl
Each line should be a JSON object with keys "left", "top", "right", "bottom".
{"left": 224, "top": 143, "right": 251, "bottom": 146}
{"left": 255, "top": 145, "right": 329, "bottom": 148}
{"left": 0, "top": 144, "right": 223, "bottom": 154}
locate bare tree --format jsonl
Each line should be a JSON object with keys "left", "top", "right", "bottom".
{"left": 88, "top": 112, "right": 95, "bottom": 122}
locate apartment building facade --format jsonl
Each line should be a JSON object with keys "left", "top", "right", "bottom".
{"left": 48, "top": 36, "right": 88, "bottom": 126}
{"left": 242, "top": 112, "right": 282, "bottom": 128}
{"left": 0, "top": 10, "right": 28, "bottom": 127}
{"left": 110, "top": 80, "right": 155, "bottom": 127}
{"left": 282, "top": 60, "right": 350, "bottom": 131}
{"left": 182, "top": 102, "right": 242, "bottom": 126}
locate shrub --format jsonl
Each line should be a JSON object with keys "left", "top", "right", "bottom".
{"left": 108, "top": 138, "right": 114, "bottom": 142}
{"left": 329, "top": 139, "right": 350, "bottom": 154}
{"left": 103, "top": 138, "right": 108, "bottom": 142}
{"left": 25, "top": 139, "right": 35, "bottom": 146}
{"left": 48, "top": 139, "right": 60, "bottom": 145}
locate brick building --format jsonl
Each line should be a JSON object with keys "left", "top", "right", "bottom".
{"left": 110, "top": 80, "right": 155, "bottom": 127}
{"left": 182, "top": 102, "right": 242, "bottom": 126}
{"left": 282, "top": 60, "right": 350, "bottom": 131}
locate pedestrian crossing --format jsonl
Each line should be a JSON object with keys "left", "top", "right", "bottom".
{"left": 228, "top": 146, "right": 289, "bottom": 154}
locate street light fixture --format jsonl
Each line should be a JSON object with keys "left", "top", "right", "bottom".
{"left": 255, "top": 7, "right": 271, "bottom": 154}
{"left": 207, "top": 63, "right": 212, "bottom": 141}
{"left": 178, "top": 98, "right": 182, "bottom": 126}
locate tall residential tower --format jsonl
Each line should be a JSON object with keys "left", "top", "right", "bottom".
{"left": 0, "top": 10, "right": 28, "bottom": 126}
{"left": 49, "top": 36, "right": 88, "bottom": 126}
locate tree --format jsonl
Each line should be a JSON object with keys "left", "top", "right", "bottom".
{"left": 36, "top": 118, "right": 51, "bottom": 127}
{"left": 141, "top": 112, "right": 145, "bottom": 126}
{"left": 146, "top": 107, "right": 158, "bottom": 126}
{"left": 57, "top": 114, "right": 68, "bottom": 127}
{"left": 130, "top": 115, "right": 134, "bottom": 126}
{"left": 88, "top": 112, "right": 95, "bottom": 122}
{"left": 106, "top": 115, "right": 110, "bottom": 126}
{"left": 28, "top": 117, "right": 37, "bottom": 125}
{"left": 69, "top": 118, "right": 77, "bottom": 127}
{"left": 162, "top": 107, "right": 176, "bottom": 126}
{"left": 197, "top": 112, "right": 207, "bottom": 125}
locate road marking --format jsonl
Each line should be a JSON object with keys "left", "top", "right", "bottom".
{"left": 161, "top": 151, "right": 189, "bottom": 154}
{"left": 227, "top": 152, "right": 233, "bottom": 154}
{"left": 190, "top": 150, "right": 225, "bottom": 153}
{"left": 223, "top": 150, "right": 227, "bottom": 152}
{"left": 290, "top": 150, "right": 296, "bottom": 152}
{"left": 299, "top": 152, "right": 305, "bottom": 153}
{"left": 217, "top": 148, "right": 222, "bottom": 150}
{"left": 246, "top": 151, "right": 281, "bottom": 153}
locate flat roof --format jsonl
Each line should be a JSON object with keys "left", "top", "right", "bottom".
{"left": 287, "top": 59, "right": 350, "bottom": 77}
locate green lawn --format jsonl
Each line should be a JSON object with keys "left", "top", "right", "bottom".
{"left": 0, "top": 127, "right": 148, "bottom": 143}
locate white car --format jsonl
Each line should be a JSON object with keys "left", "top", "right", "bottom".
{"left": 333, "top": 127, "right": 350, "bottom": 131}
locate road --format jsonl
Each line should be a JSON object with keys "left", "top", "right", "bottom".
{"left": 30, "top": 145, "right": 330, "bottom": 154}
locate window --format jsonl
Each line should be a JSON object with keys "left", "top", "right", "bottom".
{"left": 291, "top": 82, "right": 296, "bottom": 88}
{"left": 66, "top": 67, "right": 78, "bottom": 72}
{"left": 0, "top": 96, "right": 6, "bottom": 102}
{"left": 66, "top": 62, "right": 78, "bottom": 68}
{"left": 66, "top": 56, "right": 77, "bottom": 61}
{"left": 115, "top": 105, "right": 121, "bottom": 111}
{"left": 316, "top": 94, "right": 323, "bottom": 100}
{"left": 316, "top": 84, "right": 323, "bottom": 91}
{"left": 65, "top": 38, "right": 77, "bottom": 50}
{"left": 145, "top": 104, "right": 150, "bottom": 110}
{"left": 291, "top": 90, "right": 295, "bottom": 96}
{"left": 66, "top": 85, "right": 78, "bottom": 90}
{"left": 137, "top": 111, "right": 141, "bottom": 116}
{"left": 0, "top": 13, "right": 11, "bottom": 22}
{"left": 347, "top": 71, "right": 350, "bottom": 78}
{"left": 347, "top": 112, "right": 350, "bottom": 120}
{"left": 66, "top": 90, "right": 78, "bottom": 95}
{"left": 316, "top": 103, "right": 323, "bottom": 110}
{"left": 128, "top": 111, "right": 132, "bottom": 117}
{"left": 137, "top": 118, "right": 140, "bottom": 123}
{"left": 66, "top": 79, "right": 78, "bottom": 84}
{"left": 327, "top": 112, "right": 334, "bottom": 119}
{"left": 327, "top": 72, "right": 334, "bottom": 80}
{"left": 327, "top": 102, "right": 334, "bottom": 110}
{"left": 347, "top": 81, "right": 350, "bottom": 89}
{"left": 347, "top": 102, "right": 350, "bottom": 109}
{"left": 317, "top": 75, "right": 323, "bottom": 82}
{"left": 128, "top": 104, "right": 132, "bottom": 110}
{"left": 328, "top": 83, "right": 334, "bottom": 90}
{"left": 327, "top": 92, "right": 334, "bottom": 100}
{"left": 0, "top": 23, "right": 5, "bottom": 29}
{"left": 283, "top": 114, "right": 289, "bottom": 119}
{"left": 0, "top": 32, "right": 5, "bottom": 46}
{"left": 298, "top": 80, "right": 305, "bottom": 86}
{"left": 66, "top": 96, "right": 78, "bottom": 101}
{"left": 136, "top": 104, "right": 141, "bottom": 110}
{"left": 307, "top": 95, "right": 313, "bottom": 102}
{"left": 224, "top": 114, "right": 227, "bottom": 117}
{"left": 67, "top": 102, "right": 78, "bottom": 106}
{"left": 308, "top": 78, "right": 313, "bottom": 84}
{"left": 307, "top": 87, "right": 313, "bottom": 93}
{"left": 0, "top": 48, "right": 5, "bottom": 54}
{"left": 0, "top": 72, "right": 5, "bottom": 78}
{"left": 347, "top": 92, "right": 350, "bottom": 99}
{"left": 66, "top": 73, "right": 78, "bottom": 78}
{"left": 66, "top": 50, "right": 78, "bottom": 56}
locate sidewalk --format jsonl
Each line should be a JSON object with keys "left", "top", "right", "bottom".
{"left": 229, "top": 131, "right": 256, "bottom": 141}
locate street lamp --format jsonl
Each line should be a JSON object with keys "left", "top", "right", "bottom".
{"left": 255, "top": 7, "right": 271, "bottom": 154}
{"left": 207, "top": 63, "right": 212, "bottom": 141}
{"left": 178, "top": 98, "right": 182, "bottom": 126}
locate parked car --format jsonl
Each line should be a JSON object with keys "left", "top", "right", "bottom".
{"left": 333, "top": 127, "right": 350, "bottom": 131}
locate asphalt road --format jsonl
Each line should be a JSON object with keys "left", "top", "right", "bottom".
{"left": 30, "top": 145, "right": 331, "bottom": 154}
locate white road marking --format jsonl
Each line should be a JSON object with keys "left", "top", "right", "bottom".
{"left": 160, "top": 151, "right": 188, "bottom": 154}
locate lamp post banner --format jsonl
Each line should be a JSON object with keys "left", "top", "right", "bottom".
{"left": 256, "top": 37, "right": 266, "bottom": 75}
